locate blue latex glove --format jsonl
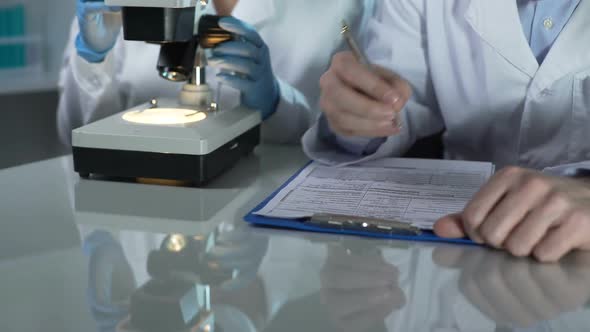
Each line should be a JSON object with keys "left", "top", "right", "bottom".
{"left": 208, "top": 16, "right": 280, "bottom": 120}
{"left": 76, "top": 0, "right": 122, "bottom": 63}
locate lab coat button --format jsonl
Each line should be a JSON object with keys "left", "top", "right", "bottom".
{"left": 543, "top": 18, "right": 554, "bottom": 30}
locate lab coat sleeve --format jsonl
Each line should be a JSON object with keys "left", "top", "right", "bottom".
{"left": 316, "top": 113, "right": 386, "bottom": 156}
{"left": 301, "top": 114, "right": 387, "bottom": 167}
{"left": 260, "top": 78, "right": 313, "bottom": 144}
{"left": 56, "top": 20, "right": 126, "bottom": 146}
{"left": 302, "top": 0, "right": 444, "bottom": 166}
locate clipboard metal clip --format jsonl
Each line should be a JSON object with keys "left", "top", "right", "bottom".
{"left": 308, "top": 213, "right": 422, "bottom": 236}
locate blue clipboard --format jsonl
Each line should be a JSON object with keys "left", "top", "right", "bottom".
{"left": 244, "top": 163, "right": 477, "bottom": 246}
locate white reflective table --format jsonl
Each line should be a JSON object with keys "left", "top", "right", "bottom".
{"left": 1, "top": 144, "right": 589, "bottom": 332}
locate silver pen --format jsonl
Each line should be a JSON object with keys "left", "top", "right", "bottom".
{"left": 341, "top": 20, "right": 403, "bottom": 128}
{"left": 341, "top": 20, "right": 370, "bottom": 66}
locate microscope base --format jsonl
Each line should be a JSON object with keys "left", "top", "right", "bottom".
{"left": 71, "top": 99, "right": 262, "bottom": 186}
{"left": 73, "top": 125, "right": 260, "bottom": 186}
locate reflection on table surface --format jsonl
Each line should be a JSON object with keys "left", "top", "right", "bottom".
{"left": 78, "top": 221, "right": 590, "bottom": 332}
{"left": 1, "top": 145, "right": 590, "bottom": 332}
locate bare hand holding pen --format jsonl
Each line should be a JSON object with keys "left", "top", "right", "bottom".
{"left": 320, "top": 50, "right": 412, "bottom": 138}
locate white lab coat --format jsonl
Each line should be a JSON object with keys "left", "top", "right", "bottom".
{"left": 303, "top": 0, "right": 590, "bottom": 172}
{"left": 57, "top": 0, "right": 371, "bottom": 145}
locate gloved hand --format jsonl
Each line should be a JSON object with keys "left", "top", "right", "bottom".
{"left": 208, "top": 16, "right": 280, "bottom": 120}
{"left": 76, "top": 0, "right": 122, "bottom": 63}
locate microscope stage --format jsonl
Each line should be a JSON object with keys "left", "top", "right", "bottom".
{"left": 72, "top": 99, "right": 261, "bottom": 185}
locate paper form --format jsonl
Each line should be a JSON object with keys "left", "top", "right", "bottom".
{"left": 254, "top": 158, "right": 495, "bottom": 230}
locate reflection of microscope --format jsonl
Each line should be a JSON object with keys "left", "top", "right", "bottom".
{"left": 124, "top": 231, "right": 268, "bottom": 332}
{"left": 72, "top": 0, "right": 262, "bottom": 186}
{"left": 124, "top": 233, "right": 219, "bottom": 332}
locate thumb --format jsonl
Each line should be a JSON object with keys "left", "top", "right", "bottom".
{"left": 434, "top": 213, "right": 466, "bottom": 238}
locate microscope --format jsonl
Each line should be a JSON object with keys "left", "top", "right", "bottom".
{"left": 122, "top": 233, "right": 220, "bottom": 332}
{"left": 71, "top": 0, "right": 262, "bottom": 186}
{"left": 120, "top": 230, "right": 268, "bottom": 332}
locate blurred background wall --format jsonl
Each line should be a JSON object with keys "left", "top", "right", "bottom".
{"left": 0, "top": 0, "right": 75, "bottom": 169}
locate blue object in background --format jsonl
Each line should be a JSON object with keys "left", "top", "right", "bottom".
{"left": 0, "top": 8, "right": 7, "bottom": 37}
{"left": 0, "top": 4, "right": 27, "bottom": 69}
{"left": 0, "top": 9, "right": 5, "bottom": 67}
{"left": 18, "top": 4, "right": 27, "bottom": 68}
